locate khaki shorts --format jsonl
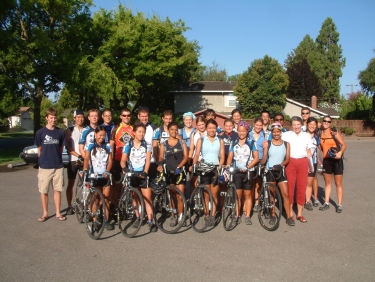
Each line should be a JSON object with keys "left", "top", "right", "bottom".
{"left": 38, "top": 168, "right": 64, "bottom": 194}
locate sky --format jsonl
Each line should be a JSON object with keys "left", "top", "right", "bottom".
{"left": 90, "top": 0, "right": 375, "bottom": 97}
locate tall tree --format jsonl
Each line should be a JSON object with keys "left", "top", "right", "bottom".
{"left": 314, "top": 17, "right": 346, "bottom": 103}
{"left": 285, "top": 35, "right": 317, "bottom": 69}
{"left": 0, "top": 0, "right": 92, "bottom": 134}
{"left": 286, "top": 58, "right": 322, "bottom": 102}
{"left": 358, "top": 55, "right": 375, "bottom": 118}
{"left": 190, "top": 61, "right": 228, "bottom": 82}
{"left": 234, "top": 55, "right": 288, "bottom": 118}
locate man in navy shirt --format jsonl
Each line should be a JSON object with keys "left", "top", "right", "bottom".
{"left": 35, "top": 108, "right": 66, "bottom": 222}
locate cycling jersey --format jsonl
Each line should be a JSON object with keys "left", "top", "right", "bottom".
{"left": 101, "top": 123, "right": 115, "bottom": 142}
{"left": 86, "top": 142, "right": 111, "bottom": 174}
{"left": 248, "top": 130, "right": 266, "bottom": 159}
{"left": 123, "top": 140, "right": 152, "bottom": 172}
{"left": 229, "top": 138, "right": 257, "bottom": 170}
{"left": 164, "top": 139, "right": 184, "bottom": 171}
{"left": 192, "top": 131, "right": 206, "bottom": 161}
{"left": 178, "top": 127, "right": 195, "bottom": 148}
{"left": 201, "top": 136, "right": 220, "bottom": 165}
{"left": 153, "top": 126, "right": 169, "bottom": 145}
{"left": 219, "top": 131, "right": 239, "bottom": 159}
{"left": 111, "top": 123, "right": 134, "bottom": 161}
{"left": 320, "top": 133, "right": 338, "bottom": 159}
{"left": 79, "top": 125, "right": 109, "bottom": 150}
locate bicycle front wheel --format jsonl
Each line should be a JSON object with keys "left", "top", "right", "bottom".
{"left": 189, "top": 185, "right": 213, "bottom": 233}
{"left": 118, "top": 188, "right": 145, "bottom": 238}
{"left": 154, "top": 186, "right": 187, "bottom": 234}
{"left": 84, "top": 188, "right": 106, "bottom": 240}
{"left": 258, "top": 183, "right": 282, "bottom": 231}
{"left": 222, "top": 183, "right": 237, "bottom": 231}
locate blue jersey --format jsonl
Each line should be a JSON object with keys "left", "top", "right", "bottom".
{"left": 201, "top": 136, "right": 220, "bottom": 165}
{"left": 101, "top": 123, "right": 115, "bottom": 143}
{"left": 219, "top": 131, "right": 239, "bottom": 159}
{"left": 229, "top": 138, "right": 257, "bottom": 170}
{"left": 178, "top": 127, "right": 195, "bottom": 148}
{"left": 248, "top": 130, "right": 266, "bottom": 159}
{"left": 79, "top": 125, "right": 108, "bottom": 150}
{"left": 153, "top": 126, "right": 169, "bottom": 144}
{"left": 35, "top": 126, "right": 65, "bottom": 169}
{"left": 266, "top": 141, "right": 287, "bottom": 169}
{"left": 86, "top": 142, "right": 111, "bottom": 174}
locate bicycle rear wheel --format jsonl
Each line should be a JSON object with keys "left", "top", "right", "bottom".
{"left": 118, "top": 188, "right": 144, "bottom": 238}
{"left": 154, "top": 186, "right": 187, "bottom": 234}
{"left": 222, "top": 183, "right": 237, "bottom": 231}
{"left": 258, "top": 183, "right": 282, "bottom": 231}
{"left": 84, "top": 188, "right": 106, "bottom": 240}
{"left": 189, "top": 185, "right": 213, "bottom": 233}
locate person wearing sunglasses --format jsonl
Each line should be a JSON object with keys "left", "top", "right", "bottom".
{"left": 111, "top": 107, "right": 134, "bottom": 210}
{"left": 319, "top": 115, "right": 346, "bottom": 213}
{"left": 301, "top": 107, "right": 311, "bottom": 132}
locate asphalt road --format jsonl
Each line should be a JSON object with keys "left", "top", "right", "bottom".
{"left": 0, "top": 139, "right": 374, "bottom": 281}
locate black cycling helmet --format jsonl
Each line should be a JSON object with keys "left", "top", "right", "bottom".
{"left": 328, "top": 147, "right": 339, "bottom": 159}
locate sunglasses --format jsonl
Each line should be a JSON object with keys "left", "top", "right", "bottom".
{"left": 121, "top": 114, "right": 131, "bottom": 117}
{"left": 274, "top": 119, "right": 284, "bottom": 121}
{"left": 322, "top": 120, "right": 332, "bottom": 123}
{"left": 301, "top": 112, "right": 310, "bottom": 115}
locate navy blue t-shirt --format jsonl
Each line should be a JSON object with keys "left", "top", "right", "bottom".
{"left": 219, "top": 131, "right": 239, "bottom": 160}
{"left": 35, "top": 126, "right": 65, "bottom": 169}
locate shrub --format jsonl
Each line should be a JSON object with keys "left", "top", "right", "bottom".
{"left": 340, "top": 127, "right": 354, "bottom": 136}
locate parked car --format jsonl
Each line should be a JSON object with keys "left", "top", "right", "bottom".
{"left": 19, "top": 145, "right": 69, "bottom": 166}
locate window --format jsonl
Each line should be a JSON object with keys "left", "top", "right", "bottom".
{"left": 225, "top": 93, "right": 237, "bottom": 107}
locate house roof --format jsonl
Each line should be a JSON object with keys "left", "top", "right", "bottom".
{"left": 286, "top": 98, "right": 339, "bottom": 118}
{"left": 62, "top": 109, "right": 74, "bottom": 117}
{"left": 172, "top": 81, "right": 237, "bottom": 92}
{"left": 17, "top": 107, "right": 31, "bottom": 115}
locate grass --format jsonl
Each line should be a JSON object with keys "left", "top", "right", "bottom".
{"left": 0, "top": 148, "right": 24, "bottom": 165}
{"left": 0, "top": 132, "right": 34, "bottom": 139}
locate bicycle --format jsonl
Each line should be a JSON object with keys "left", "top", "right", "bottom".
{"left": 189, "top": 161, "right": 215, "bottom": 233}
{"left": 257, "top": 167, "right": 282, "bottom": 231}
{"left": 152, "top": 166, "right": 187, "bottom": 234}
{"left": 220, "top": 167, "right": 243, "bottom": 231}
{"left": 116, "top": 171, "right": 146, "bottom": 238}
{"left": 72, "top": 172, "right": 85, "bottom": 223}
{"left": 81, "top": 172, "right": 112, "bottom": 240}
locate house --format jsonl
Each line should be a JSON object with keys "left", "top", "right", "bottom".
{"left": 172, "top": 81, "right": 237, "bottom": 115}
{"left": 61, "top": 109, "right": 75, "bottom": 128}
{"left": 8, "top": 107, "right": 33, "bottom": 131}
{"left": 172, "top": 81, "right": 339, "bottom": 119}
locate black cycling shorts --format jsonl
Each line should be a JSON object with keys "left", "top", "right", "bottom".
{"left": 148, "top": 163, "right": 157, "bottom": 180}
{"left": 323, "top": 158, "right": 343, "bottom": 175}
{"left": 233, "top": 171, "right": 254, "bottom": 191}
{"left": 308, "top": 163, "right": 318, "bottom": 178}
{"left": 112, "top": 160, "right": 122, "bottom": 182}
{"left": 266, "top": 169, "right": 287, "bottom": 183}
{"left": 166, "top": 171, "right": 186, "bottom": 185}
{"left": 130, "top": 175, "right": 148, "bottom": 189}
{"left": 92, "top": 178, "right": 111, "bottom": 187}
{"left": 67, "top": 161, "right": 80, "bottom": 179}
{"left": 200, "top": 168, "right": 218, "bottom": 186}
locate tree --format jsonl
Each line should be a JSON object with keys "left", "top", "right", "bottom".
{"left": 358, "top": 55, "right": 375, "bottom": 118}
{"left": 341, "top": 92, "right": 373, "bottom": 120}
{"left": 63, "top": 5, "right": 200, "bottom": 114}
{"left": 284, "top": 35, "right": 317, "bottom": 69}
{"left": 0, "top": 0, "right": 92, "bottom": 134}
{"left": 234, "top": 55, "right": 288, "bottom": 118}
{"left": 286, "top": 58, "right": 322, "bottom": 102}
{"left": 314, "top": 17, "right": 346, "bottom": 103}
{"left": 191, "top": 61, "right": 227, "bottom": 82}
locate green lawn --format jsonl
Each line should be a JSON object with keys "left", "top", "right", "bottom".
{"left": 0, "top": 132, "right": 34, "bottom": 139}
{"left": 0, "top": 148, "right": 24, "bottom": 165}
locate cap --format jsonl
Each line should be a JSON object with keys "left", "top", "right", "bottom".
{"left": 74, "top": 109, "right": 84, "bottom": 117}
{"left": 271, "top": 122, "right": 283, "bottom": 131}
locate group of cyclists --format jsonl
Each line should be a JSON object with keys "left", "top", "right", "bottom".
{"left": 61, "top": 105, "right": 346, "bottom": 232}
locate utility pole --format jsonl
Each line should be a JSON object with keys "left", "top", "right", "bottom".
{"left": 346, "top": 84, "right": 358, "bottom": 94}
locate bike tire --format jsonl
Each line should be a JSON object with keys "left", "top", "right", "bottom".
{"left": 118, "top": 188, "right": 145, "bottom": 238}
{"left": 74, "top": 184, "right": 85, "bottom": 223}
{"left": 222, "top": 183, "right": 237, "bottom": 231}
{"left": 258, "top": 183, "right": 282, "bottom": 231}
{"left": 84, "top": 188, "right": 106, "bottom": 240}
{"left": 154, "top": 185, "right": 187, "bottom": 234}
{"left": 189, "top": 184, "right": 213, "bottom": 233}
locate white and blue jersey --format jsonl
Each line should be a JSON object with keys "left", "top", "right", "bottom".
{"left": 79, "top": 126, "right": 108, "bottom": 150}
{"left": 123, "top": 141, "right": 152, "bottom": 172}
{"left": 86, "top": 142, "right": 111, "bottom": 174}
{"left": 229, "top": 139, "right": 257, "bottom": 170}
{"left": 153, "top": 126, "right": 169, "bottom": 145}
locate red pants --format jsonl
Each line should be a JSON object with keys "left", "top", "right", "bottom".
{"left": 285, "top": 158, "right": 308, "bottom": 205}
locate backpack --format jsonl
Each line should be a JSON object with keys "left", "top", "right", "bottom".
{"left": 127, "top": 138, "right": 148, "bottom": 152}
{"left": 163, "top": 139, "right": 184, "bottom": 159}
{"left": 268, "top": 140, "right": 288, "bottom": 150}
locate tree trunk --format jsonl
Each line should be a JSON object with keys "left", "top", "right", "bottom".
{"left": 33, "top": 85, "right": 44, "bottom": 135}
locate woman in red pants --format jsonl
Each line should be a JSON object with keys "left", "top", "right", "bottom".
{"left": 281, "top": 116, "right": 313, "bottom": 223}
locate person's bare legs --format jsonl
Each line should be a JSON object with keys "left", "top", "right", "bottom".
{"left": 66, "top": 178, "right": 75, "bottom": 207}
{"left": 40, "top": 193, "right": 49, "bottom": 218}
{"left": 54, "top": 191, "right": 62, "bottom": 218}
{"left": 323, "top": 173, "right": 332, "bottom": 203}
{"left": 334, "top": 175, "right": 343, "bottom": 205}
{"left": 313, "top": 175, "right": 319, "bottom": 200}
